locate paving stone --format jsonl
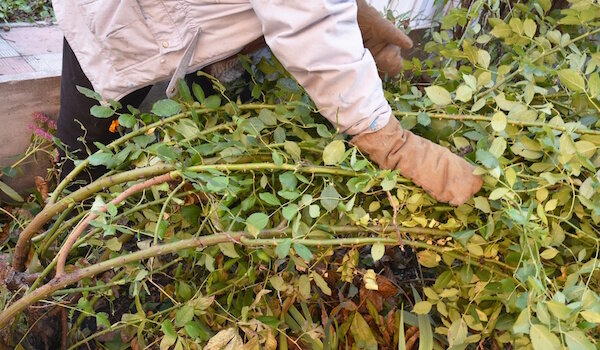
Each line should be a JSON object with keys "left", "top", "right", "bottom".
{"left": 0, "top": 26, "right": 63, "bottom": 56}
{"left": 0, "top": 57, "right": 34, "bottom": 75}
{"left": 23, "top": 53, "right": 62, "bottom": 73}
{"left": 0, "top": 38, "right": 19, "bottom": 58}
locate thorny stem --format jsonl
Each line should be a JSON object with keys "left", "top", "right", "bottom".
{"left": 0, "top": 227, "right": 514, "bottom": 330}
{"left": 13, "top": 162, "right": 367, "bottom": 271}
{"left": 393, "top": 111, "right": 600, "bottom": 135}
{"left": 55, "top": 173, "right": 175, "bottom": 277}
{"left": 0, "top": 230, "right": 287, "bottom": 329}
{"left": 13, "top": 163, "right": 176, "bottom": 272}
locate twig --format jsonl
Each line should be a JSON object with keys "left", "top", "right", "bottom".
{"left": 386, "top": 190, "right": 404, "bottom": 249}
{"left": 393, "top": 110, "right": 600, "bottom": 135}
{"left": 55, "top": 173, "right": 174, "bottom": 277}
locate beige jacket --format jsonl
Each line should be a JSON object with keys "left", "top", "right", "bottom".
{"left": 52, "top": 0, "right": 392, "bottom": 135}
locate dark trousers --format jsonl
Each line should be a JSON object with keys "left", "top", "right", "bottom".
{"left": 56, "top": 39, "right": 213, "bottom": 183}
{"left": 57, "top": 38, "right": 152, "bottom": 182}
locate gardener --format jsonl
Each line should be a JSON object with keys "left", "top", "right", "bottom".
{"left": 53, "top": 0, "right": 482, "bottom": 206}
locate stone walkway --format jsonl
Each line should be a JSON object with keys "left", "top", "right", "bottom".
{"left": 0, "top": 24, "right": 62, "bottom": 83}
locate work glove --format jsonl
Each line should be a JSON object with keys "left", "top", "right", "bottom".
{"left": 356, "top": 0, "right": 413, "bottom": 78}
{"left": 351, "top": 117, "right": 483, "bottom": 206}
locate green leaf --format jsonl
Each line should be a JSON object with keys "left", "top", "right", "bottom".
{"left": 0, "top": 180, "right": 24, "bottom": 202}
{"left": 310, "top": 271, "right": 330, "bottom": 298}
{"left": 565, "top": 330, "right": 594, "bottom": 350}
{"left": 546, "top": 301, "right": 571, "bottom": 320}
{"left": 271, "top": 150, "right": 283, "bottom": 165}
{"left": 76, "top": 85, "right": 103, "bottom": 101}
{"left": 490, "top": 22, "right": 512, "bottom": 38}
{"left": 381, "top": 175, "right": 396, "bottom": 191}
{"left": 489, "top": 187, "right": 509, "bottom": 200}
{"left": 476, "top": 149, "right": 499, "bottom": 169}
{"left": 184, "top": 321, "right": 204, "bottom": 339}
{"left": 192, "top": 83, "right": 205, "bottom": 103}
{"left": 371, "top": 242, "right": 385, "bottom": 262}
{"left": 206, "top": 176, "right": 229, "bottom": 192}
{"left": 451, "top": 230, "right": 475, "bottom": 246}
{"left": 588, "top": 72, "right": 600, "bottom": 98}
{"left": 96, "top": 312, "right": 111, "bottom": 329}
{"left": 417, "top": 112, "right": 431, "bottom": 126}
{"left": 530, "top": 324, "right": 561, "bottom": 350}
{"left": 474, "top": 196, "right": 491, "bottom": 213}
{"left": 275, "top": 238, "right": 292, "bottom": 259}
{"left": 523, "top": 18, "right": 537, "bottom": 38}
{"left": 174, "top": 305, "right": 195, "bottom": 328}
{"left": 320, "top": 185, "right": 341, "bottom": 212}
{"left": 256, "top": 316, "right": 281, "bottom": 329}
{"left": 455, "top": 85, "right": 473, "bottom": 102}
{"left": 279, "top": 172, "right": 297, "bottom": 190}
{"left": 105, "top": 237, "right": 122, "bottom": 251}
{"left": 176, "top": 79, "right": 193, "bottom": 103}
{"left": 558, "top": 69, "right": 586, "bottom": 92}
{"left": 309, "top": 204, "right": 320, "bottom": 218}
{"left": 205, "top": 95, "right": 221, "bottom": 110}
{"left": 323, "top": 140, "right": 345, "bottom": 165}
{"left": 160, "top": 320, "right": 177, "bottom": 349}
{"left": 580, "top": 310, "right": 600, "bottom": 323}
{"left": 425, "top": 86, "right": 452, "bottom": 106}
{"left": 90, "top": 105, "right": 114, "bottom": 119}
{"left": 88, "top": 151, "right": 113, "bottom": 166}
{"left": 218, "top": 242, "right": 240, "bottom": 258}
{"left": 416, "top": 301, "right": 434, "bottom": 350}
{"left": 540, "top": 248, "right": 559, "bottom": 260}
{"left": 399, "top": 305, "right": 406, "bottom": 350}
{"left": 413, "top": 301, "right": 432, "bottom": 315}
{"left": 293, "top": 243, "right": 313, "bottom": 261}
{"left": 447, "top": 318, "right": 468, "bottom": 348}
{"left": 491, "top": 111, "right": 507, "bottom": 132}
{"left": 246, "top": 213, "right": 269, "bottom": 237}
{"left": 284, "top": 141, "right": 301, "bottom": 160}
{"left": 152, "top": 99, "right": 182, "bottom": 117}
{"left": 259, "top": 192, "right": 281, "bottom": 206}
{"left": 477, "top": 50, "right": 491, "bottom": 69}
{"left": 282, "top": 204, "right": 299, "bottom": 221}
{"left": 118, "top": 114, "right": 136, "bottom": 128}
{"left": 350, "top": 312, "right": 378, "bottom": 350}
{"left": 512, "top": 308, "right": 530, "bottom": 334}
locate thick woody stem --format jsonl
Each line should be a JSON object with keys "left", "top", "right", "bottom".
{"left": 0, "top": 230, "right": 284, "bottom": 330}
{"left": 12, "top": 163, "right": 175, "bottom": 272}
{"left": 0, "top": 232, "right": 513, "bottom": 330}
{"left": 55, "top": 173, "right": 174, "bottom": 277}
{"left": 13, "top": 162, "right": 365, "bottom": 271}
{"left": 393, "top": 111, "right": 600, "bottom": 135}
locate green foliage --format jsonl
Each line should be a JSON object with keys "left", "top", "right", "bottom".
{"left": 3, "top": 1, "right": 600, "bottom": 349}
{"left": 0, "top": 0, "right": 52, "bottom": 22}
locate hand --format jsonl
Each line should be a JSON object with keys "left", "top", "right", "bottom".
{"left": 351, "top": 117, "right": 483, "bottom": 206}
{"left": 356, "top": 0, "right": 413, "bottom": 78}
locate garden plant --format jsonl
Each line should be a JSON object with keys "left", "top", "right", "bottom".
{"left": 1, "top": 0, "right": 600, "bottom": 349}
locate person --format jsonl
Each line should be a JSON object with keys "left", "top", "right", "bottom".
{"left": 52, "top": 0, "right": 482, "bottom": 205}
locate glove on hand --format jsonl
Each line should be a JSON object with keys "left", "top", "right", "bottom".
{"left": 356, "top": 0, "right": 413, "bottom": 78}
{"left": 351, "top": 117, "right": 483, "bottom": 206}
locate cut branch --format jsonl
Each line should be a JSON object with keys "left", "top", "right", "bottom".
{"left": 55, "top": 173, "right": 174, "bottom": 277}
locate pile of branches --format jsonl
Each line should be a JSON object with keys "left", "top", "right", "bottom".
{"left": 2, "top": 0, "right": 600, "bottom": 349}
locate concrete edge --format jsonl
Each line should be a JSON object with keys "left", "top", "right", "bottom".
{"left": 3, "top": 21, "right": 56, "bottom": 28}
{"left": 0, "top": 70, "right": 60, "bottom": 84}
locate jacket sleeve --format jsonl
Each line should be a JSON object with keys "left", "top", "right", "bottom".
{"left": 249, "top": 0, "right": 391, "bottom": 135}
